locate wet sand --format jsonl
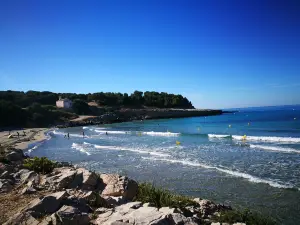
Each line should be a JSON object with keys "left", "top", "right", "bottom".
{"left": 0, "top": 128, "right": 48, "bottom": 150}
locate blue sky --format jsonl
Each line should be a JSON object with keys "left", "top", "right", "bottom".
{"left": 0, "top": 0, "right": 300, "bottom": 109}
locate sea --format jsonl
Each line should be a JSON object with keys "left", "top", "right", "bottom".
{"left": 27, "top": 105, "right": 300, "bottom": 224}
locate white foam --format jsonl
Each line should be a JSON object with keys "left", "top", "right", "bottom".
{"left": 84, "top": 142, "right": 170, "bottom": 157}
{"left": 141, "top": 157, "right": 296, "bottom": 190}
{"left": 208, "top": 134, "right": 231, "bottom": 138}
{"left": 83, "top": 126, "right": 89, "bottom": 129}
{"left": 232, "top": 135, "right": 300, "bottom": 143}
{"left": 142, "top": 131, "right": 180, "bottom": 137}
{"left": 27, "top": 145, "right": 38, "bottom": 153}
{"left": 250, "top": 144, "right": 300, "bottom": 154}
{"left": 94, "top": 130, "right": 127, "bottom": 134}
{"left": 53, "top": 130, "right": 89, "bottom": 138}
{"left": 71, "top": 143, "right": 91, "bottom": 155}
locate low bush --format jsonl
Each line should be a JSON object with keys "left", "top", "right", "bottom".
{"left": 217, "top": 208, "right": 277, "bottom": 225}
{"left": 23, "top": 156, "right": 58, "bottom": 174}
{"left": 134, "top": 182, "right": 197, "bottom": 209}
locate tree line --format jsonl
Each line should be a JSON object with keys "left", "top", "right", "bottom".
{"left": 0, "top": 90, "right": 194, "bottom": 108}
{"left": 0, "top": 90, "right": 194, "bottom": 128}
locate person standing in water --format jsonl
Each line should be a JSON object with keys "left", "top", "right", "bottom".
{"left": 82, "top": 131, "right": 85, "bottom": 138}
{"left": 67, "top": 133, "right": 70, "bottom": 139}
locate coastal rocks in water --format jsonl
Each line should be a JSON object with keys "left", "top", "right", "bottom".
{"left": 25, "top": 191, "right": 69, "bottom": 214}
{"left": 3, "top": 212, "right": 40, "bottom": 225}
{"left": 5, "top": 149, "right": 24, "bottom": 161}
{"left": 100, "top": 174, "right": 138, "bottom": 200}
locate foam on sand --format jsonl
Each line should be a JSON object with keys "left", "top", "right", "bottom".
{"left": 208, "top": 134, "right": 231, "bottom": 138}
{"left": 232, "top": 135, "right": 300, "bottom": 143}
{"left": 141, "top": 157, "right": 297, "bottom": 190}
{"left": 250, "top": 144, "right": 300, "bottom": 154}
{"left": 84, "top": 142, "right": 170, "bottom": 157}
{"left": 71, "top": 143, "right": 91, "bottom": 155}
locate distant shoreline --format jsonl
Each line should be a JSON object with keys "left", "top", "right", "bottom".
{"left": 58, "top": 108, "right": 224, "bottom": 128}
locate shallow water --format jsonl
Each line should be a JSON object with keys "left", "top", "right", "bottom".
{"left": 28, "top": 105, "right": 300, "bottom": 224}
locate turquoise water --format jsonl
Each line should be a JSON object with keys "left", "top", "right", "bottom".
{"left": 29, "top": 105, "right": 300, "bottom": 224}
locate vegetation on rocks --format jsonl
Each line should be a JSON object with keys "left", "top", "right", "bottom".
{"left": 217, "top": 208, "right": 277, "bottom": 225}
{"left": 134, "top": 182, "right": 198, "bottom": 209}
{"left": 23, "top": 156, "right": 58, "bottom": 174}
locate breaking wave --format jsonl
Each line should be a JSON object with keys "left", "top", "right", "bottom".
{"left": 71, "top": 143, "right": 91, "bottom": 155}
{"left": 249, "top": 144, "right": 300, "bottom": 154}
{"left": 208, "top": 134, "right": 231, "bottom": 138}
{"left": 83, "top": 142, "right": 170, "bottom": 157}
{"left": 232, "top": 135, "right": 300, "bottom": 143}
{"left": 141, "top": 157, "right": 297, "bottom": 190}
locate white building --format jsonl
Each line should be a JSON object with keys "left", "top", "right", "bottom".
{"left": 56, "top": 97, "right": 72, "bottom": 109}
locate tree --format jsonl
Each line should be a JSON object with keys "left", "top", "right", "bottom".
{"left": 72, "top": 99, "right": 91, "bottom": 115}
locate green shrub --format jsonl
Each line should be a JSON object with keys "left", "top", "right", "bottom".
{"left": 23, "top": 157, "right": 58, "bottom": 174}
{"left": 134, "top": 182, "right": 197, "bottom": 209}
{"left": 216, "top": 208, "right": 277, "bottom": 225}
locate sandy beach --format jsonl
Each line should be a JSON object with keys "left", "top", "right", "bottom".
{"left": 0, "top": 128, "right": 48, "bottom": 150}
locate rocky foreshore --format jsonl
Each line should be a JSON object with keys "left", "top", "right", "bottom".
{"left": 0, "top": 147, "right": 250, "bottom": 225}
{"left": 59, "top": 108, "right": 223, "bottom": 128}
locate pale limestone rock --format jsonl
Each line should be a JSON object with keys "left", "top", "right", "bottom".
{"left": 100, "top": 174, "right": 138, "bottom": 200}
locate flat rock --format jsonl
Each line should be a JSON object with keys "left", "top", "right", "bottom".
{"left": 25, "top": 191, "right": 68, "bottom": 214}
{"left": 100, "top": 174, "right": 138, "bottom": 200}
{"left": 3, "top": 212, "right": 40, "bottom": 225}
{"left": 93, "top": 202, "right": 187, "bottom": 225}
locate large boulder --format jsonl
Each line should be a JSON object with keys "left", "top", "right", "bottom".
{"left": 45, "top": 167, "right": 77, "bottom": 190}
{"left": 75, "top": 168, "right": 99, "bottom": 190}
{"left": 100, "top": 174, "right": 138, "bottom": 200}
{"left": 56, "top": 205, "right": 90, "bottom": 225}
{"left": 5, "top": 149, "right": 24, "bottom": 161}
{"left": 25, "top": 191, "right": 69, "bottom": 214}
{"left": 3, "top": 212, "right": 40, "bottom": 225}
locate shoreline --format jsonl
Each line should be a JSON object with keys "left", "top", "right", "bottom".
{"left": 58, "top": 108, "right": 224, "bottom": 128}
{"left": 0, "top": 128, "right": 49, "bottom": 150}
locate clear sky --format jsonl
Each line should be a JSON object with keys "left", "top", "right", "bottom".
{"left": 0, "top": 0, "right": 300, "bottom": 109}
